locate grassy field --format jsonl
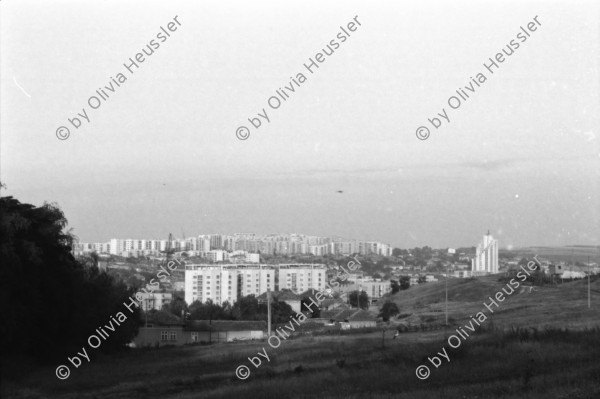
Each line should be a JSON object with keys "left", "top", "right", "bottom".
{"left": 3, "top": 277, "right": 600, "bottom": 398}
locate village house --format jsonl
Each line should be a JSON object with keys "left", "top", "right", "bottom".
{"left": 133, "top": 319, "right": 266, "bottom": 347}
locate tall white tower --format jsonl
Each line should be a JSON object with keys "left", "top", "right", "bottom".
{"left": 472, "top": 231, "right": 498, "bottom": 275}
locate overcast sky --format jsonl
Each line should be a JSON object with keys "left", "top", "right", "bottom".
{"left": 1, "top": 0, "right": 598, "bottom": 249}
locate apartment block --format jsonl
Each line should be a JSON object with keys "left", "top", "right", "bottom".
{"left": 184, "top": 264, "right": 326, "bottom": 305}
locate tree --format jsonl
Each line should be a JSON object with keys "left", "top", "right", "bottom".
{"left": 259, "top": 298, "right": 294, "bottom": 323}
{"left": 163, "top": 296, "right": 188, "bottom": 318}
{"left": 301, "top": 296, "right": 321, "bottom": 318}
{"left": 0, "top": 196, "right": 139, "bottom": 359}
{"left": 349, "top": 290, "right": 369, "bottom": 309}
{"left": 188, "top": 299, "right": 233, "bottom": 320}
{"left": 400, "top": 276, "right": 411, "bottom": 290}
{"left": 390, "top": 280, "right": 400, "bottom": 294}
{"left": 392, "top": 248, "right": 402, "bottom": 257}
{"left": 232, "top": 295, "right": 260, "bottom": 320}
{"left": 378, "top": 302, "right": 400, "bottom": 321}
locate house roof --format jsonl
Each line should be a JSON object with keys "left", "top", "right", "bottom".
{"left": 320, "top": 298, "right": 345, "bottom": 308}
{"left": 328, "top": 309, "right": 377, "bottom": 322}
{"left": 146, "top": 311, "right": 184, "bottom": 326}
{"left": 298, "top": 289, "right": 325, "bottom": 298}
{"left": 347, "top": 309, "right": 377, "bottom": 322}
{"left": 184, "top": 320, "right": 267, "bottom": 332}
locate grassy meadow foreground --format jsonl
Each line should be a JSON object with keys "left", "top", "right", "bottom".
{"left": 3, "top": 277, "right": 600, "bottom": 398}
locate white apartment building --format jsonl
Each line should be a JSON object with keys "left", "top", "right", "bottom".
{"left": 337, "top": 279, "right": 391, "bottom": 300}
{"left": 185, "top": 264, "right": 275, "bottom": 305}
{"left": 278, "top": 264, "right": 327, "bottom": 293}
{"left": 184, "top": 264, "right": 327, "bottom": 305}
{"left": 471, "top": 232, "right": 499, "bottom": 274}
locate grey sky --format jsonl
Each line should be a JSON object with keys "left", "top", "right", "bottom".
{"left": 1, "top": 0, "right": 598, "bottom": 248}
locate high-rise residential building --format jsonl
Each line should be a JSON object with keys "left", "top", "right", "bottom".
{"left": 184, "top": 264, "right": 327, "bottom": 305}
{"left": 197, "top": 236, "right": 211, "bottom": 252}
{"left": 471, "top": 231, "right": 498, "bottom": 274}
{"left": 222, "top": 235, "right": 234, "bottom": 251}
{"left": 185, "top": 264, "right": 275, "bottom": 305}
{"left": 208, "top": 234, "right": 223, "bottom": 250}
{"left": 278, "top": 264, "right": 327, "bottom": 293}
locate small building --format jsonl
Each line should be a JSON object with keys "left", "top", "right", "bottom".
{"left": 453, "top": 270, "right": 472, "bottom": 278}
{"left": 320, "top": 297, "right": 346, "bottom": 310}
{"left": 549, "top": 264, "right": 564, "bottom": 275}
{"left": 326, "top": 308, "right": 377, "bottom": 329}
{"left": 185, "top": 320, "right": 266, "bottom": 343}
{"left": 133, "top": 320, "right": 266, "bottom": 347}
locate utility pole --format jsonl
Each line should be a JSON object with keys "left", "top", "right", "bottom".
{"left": 446, "top": 248, "right": 455, "bottom": 326}
{"left": 445, "top": 264, "right": 448, "bottom": 325}
{"left": 588, "top": 256, "right": 591, "bottom": 309}
{"left": 267, "top": 288, "right": 272, "bottom": 337}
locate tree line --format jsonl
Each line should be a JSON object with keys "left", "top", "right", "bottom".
{"left": 0, "top": 196, "right": 140, "bottom": 361}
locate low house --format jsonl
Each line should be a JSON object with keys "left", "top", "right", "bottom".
{"left": 320, "top": 297, "right": 346, "bottom": 310}
{"left": 185, "top": 320, "right": 266, "bottom": 343}
{"left": 324, "top": 308, "right": 377, "bottom": 329}
{"left": 549, "top": 264, "right": 565, "bottom": 275}
{"left": 133, "top": 319, "right": 266, "bottom": 347}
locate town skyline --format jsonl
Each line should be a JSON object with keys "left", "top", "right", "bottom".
{"left": 73, "top": 228, "right": 597, "bottom": 254}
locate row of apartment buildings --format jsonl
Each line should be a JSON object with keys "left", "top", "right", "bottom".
{"left": 183, "top": 263, "right": 394, "bottom": 306}
{"left": 184, "top": 264, "right": 329, "bottom": 305}
{"left": 75, "top": 233, "right": 392, "bottom": 258}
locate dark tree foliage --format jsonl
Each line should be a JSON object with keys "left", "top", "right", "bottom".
{"left": 301, "top": 296, "right": 320, "bottom": 318}
{"left": 390, "top": 280, "right": 401, "bottom": 294}
{"left": 0, "top": 196, "right": 139, "bottom": 360}
{"left": 188, "top": 299, "right": 234, "bottom": 320}
{"left": 232, "top": 295, "right": 260, "bottom": 320}
{"left": 260, "top": 299, "right": 294, "bottom": 323}
{"left": 228, "top": 295, "right": 295, "bottom": 322}
{"left": 349, "top": 290, "right": 369, "bottom": 309}
{"left": 162, "top": 295, "right": 188, "bottom": 318}
{"left": 399, "top": 276, "right": 411, "bottom": 290}
{"left": 378, "top": 301, "right": 400, "bottom": 321}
